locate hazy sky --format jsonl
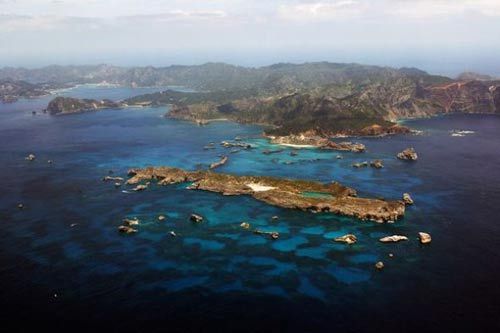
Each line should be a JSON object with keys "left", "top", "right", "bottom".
{"left": 1, "top": 0, "right": 499, "bottom": 76}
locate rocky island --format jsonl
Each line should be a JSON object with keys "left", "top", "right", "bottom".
{"left": 126, "top": 167, "right": 405, "bottom": 223}
{"left": 46, "top": 96, "right": 124, "bottom": 115}
{"left": 266, "top": 133, "right": 366, "bottom": 152}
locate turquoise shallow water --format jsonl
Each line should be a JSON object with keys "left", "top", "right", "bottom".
{"left": 1, "top": 86, "right": 500, "bottom": 331}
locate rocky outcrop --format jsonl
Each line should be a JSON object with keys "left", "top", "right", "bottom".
{"left": 359, "top": 124, "right": 411, "bottom": 136}
{"left": 118, "top": 225, "right": 137, "bottom": 234}
{"left": 46, "top": 97, "right": 123, "bottom": 115}
{"left": 397, "top": 148, "right": 418, "bottom": 161}
{"left": 126, "top": 166, "right": 405, "bottom": 223}
{"left": 123, "top": 218, "right": 139, "bottom": 226}
{"left": 418, "top": 232, "right": 432, "bottom": 244}
{"left": 190, "top": 214, "right": 204, "bottom": 223}
{"left": 220, "top": 141, "right": 253, "bottom": 149}
{"left": 102, "top": 176, "right": 124, "bottom": 182}
{"left": 379, "top": 235, "right": 409, "bottom": 243}
{"left": 334, "top": 234, "right": 357, "bottom": 244}
{"left": 254, "top": 229, "right": 280, "bottom": 240}
{"left": 133, "top": 184, "right": 148, "bottom": 191}
{"left": 402, "top": 193, "right": 414, "bottom": 205}
{"left": 370, "top": 160, "right": 384, "bottom": 169}
{"left": 352, "top": 161, "right": 369, "bottom": 168}
{"left": 209, "top": 156, "right": 228, "bottom": 169}
{"left": 268, "top": 134, "right": 365, "bottom": 152}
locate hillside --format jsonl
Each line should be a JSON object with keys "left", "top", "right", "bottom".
{"left": 34, "top": 62, "right": 500, "bottom": 136}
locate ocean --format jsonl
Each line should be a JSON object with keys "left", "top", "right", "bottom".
{"left": 1, "top": 85, "right": 499, "bottom": 332}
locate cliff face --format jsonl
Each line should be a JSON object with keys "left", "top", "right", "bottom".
{"left": 421, "top": 81, "right": 500, "bottom": 115}
{"left": 46, "top": 97, "right": 122, "bottom": 115}
{"left": 167, "top": 79, "right": 500, "bottom": 136}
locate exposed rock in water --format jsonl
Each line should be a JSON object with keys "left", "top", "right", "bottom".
{"left": 126, "top": 166, "right": 405, "bottom": 223}
{"left": 402, "top": 193, "right": 414, "bottom": 205}
{"left": 118, "top": 225, "right": 137, "bottom": 234}
{"left": 209, "top": 156, "right": 228, "bottom": 169}
{"left": 123, "top": 218, "right": 139, "bottom": 226}
{"left": 334, "top": 234, "right": 357, "bottom": 245}
{"left": 418, "top": 232, "right": 432, "bottom": 244}
{"left": 379, "top": 235, "right": 409, "bottom": 243}
{"left": 262, "top": 149, "right": 284, "bottom": 155}
{"left": 25, "top": 154, "right": 36, "bottom": 161}
{"left": 102, "top": 176, "right": 124, "bottom": 182}
{"left": 397, "top": 148, "right": 418, "bottom": 161}
{"left": 370, "top": 160, "right": 384, "bottom": 169}
{"left": 375, "top": 261, "right": 385, "bottom": 270}
{"left": 221, "top": 141, "right": 253, "bottom": 149}
{"left": 190, "top": 213, "right": 204, "bottom": 223}
{"left": 133, "top": 184, "right": 148, "bottom": 191}
{"left": 353, "top": 161, "right": 369, "bottom": 168}
{"left": 254, "top": 229, "right": 280, "bottom": 240}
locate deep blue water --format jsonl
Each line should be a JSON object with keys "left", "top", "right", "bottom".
{"left": 1, "top": 86, "right": 500, "bottom": 331}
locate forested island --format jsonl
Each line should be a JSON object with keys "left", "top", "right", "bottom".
{"left": 2, "top": 62, "right": 498, "bottom": 137}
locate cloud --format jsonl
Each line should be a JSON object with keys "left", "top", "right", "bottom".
{"left": 277, "top": 1, "right": 364, "bottom": 21}
{"left": 385, "top": 0, "right": 500, "bottom": 19}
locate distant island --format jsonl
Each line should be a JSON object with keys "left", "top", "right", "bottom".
{"left": 2, "top": 62, "right": 498, "bottom": 137}
{"left": 0, "top": 79, "right": 68, "bottom": 103}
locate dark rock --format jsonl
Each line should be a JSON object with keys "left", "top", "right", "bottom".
{"left": 118, "top": 225, "right": 137, "bottom": 234}
{"left": 190, "top": 214, "right": 204, "bottom": 223}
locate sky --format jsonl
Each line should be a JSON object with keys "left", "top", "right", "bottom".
{"left": 0, "top": 0, "right": 499, "bottom": 77}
